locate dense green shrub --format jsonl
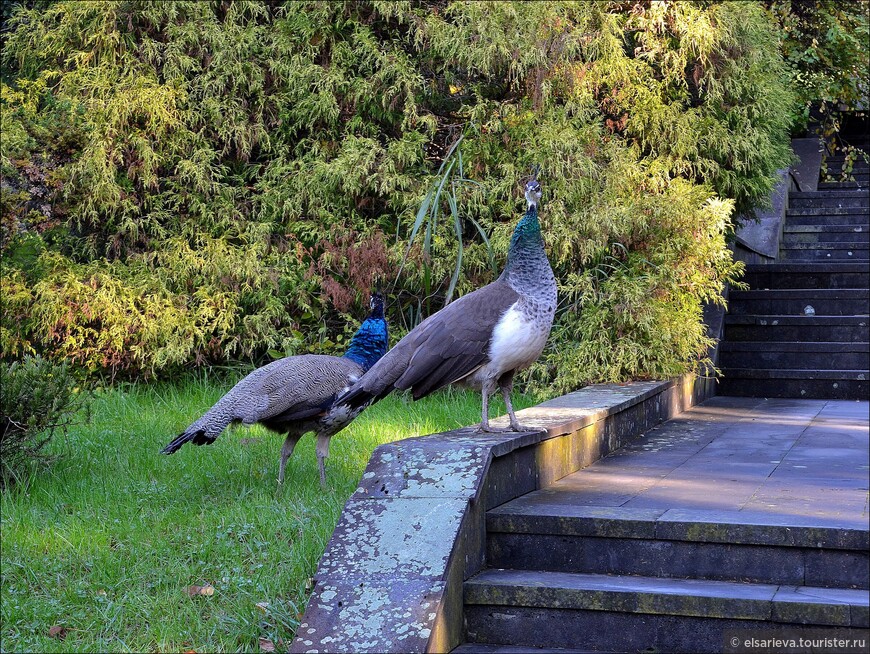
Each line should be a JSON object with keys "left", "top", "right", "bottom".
{"left": 1, "top": 1, "right": 838, "bottom": 389}
{"left": 766, "top": 0, "right": 869, "bottom": 180}
{"left": 767, "top": 0, "right": 869, "bottom": 132}
{"left": 0, "top": 355, "right": 88, "bottom": 488}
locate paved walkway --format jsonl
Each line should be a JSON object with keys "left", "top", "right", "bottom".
{"left": 517, "top": 396, "right": 869, "bottom": 529}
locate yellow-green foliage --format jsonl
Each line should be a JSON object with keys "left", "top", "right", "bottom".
{"left": 1, "top": 0, "right": 827, "bottom": 388}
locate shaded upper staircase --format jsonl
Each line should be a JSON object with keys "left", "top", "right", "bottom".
{"left": 719, "top": 141, "right": 870, "bottom": 399}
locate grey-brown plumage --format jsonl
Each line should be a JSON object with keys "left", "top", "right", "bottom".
{"left": 338, "top": 174, "right": 556, "bottom": 432}
{"left": 160, "top": 294, "right": 388, "bottom": 485}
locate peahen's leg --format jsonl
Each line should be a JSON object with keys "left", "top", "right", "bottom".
{"left": 278, "top": 432, "right": 304, "bottom": 485}
{"left": 499, "top": 372, "right": 532, "bottom": 432}
{"left": 315, "top": 433, "right": 332, "bottom": 487}
{"left": 476, "top": 379, "right": 511, "bottom": 433}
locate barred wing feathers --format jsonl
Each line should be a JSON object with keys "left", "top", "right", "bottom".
{"left": 340, "top": 280, "right": 519, "bottom": 409}
{"left": 160, "top": 354, "right": 363, "bottom": 454}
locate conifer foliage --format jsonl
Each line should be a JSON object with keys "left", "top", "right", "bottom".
{"left": 2, "top": 1, "right": 861, "bottom": 389}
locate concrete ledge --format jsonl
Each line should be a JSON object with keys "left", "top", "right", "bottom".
{"left": 791, "top": 137, "right": 824, "bottom": 192}
{"left": 290, "top": 373, "right": 715, "bottom": 653}
{"left": 734, "top": 167, "right": 790, "bottom": 263}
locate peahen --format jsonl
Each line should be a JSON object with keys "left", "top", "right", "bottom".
{"left": 160, "top": 293, "right": 388, "bottom": 485}
{"left": 336, "top": 172, "right": 556, "bottom": 432}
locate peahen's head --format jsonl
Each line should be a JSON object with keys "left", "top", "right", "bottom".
{"left": 343, "top": 292, "right": 389, "bottom": 371}
{"left": 524, "top": 166, "right": 542, "bottom": 210}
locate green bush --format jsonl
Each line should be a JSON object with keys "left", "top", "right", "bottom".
{"left": 767, "top": 0, "right": 869, "bottom": 132}
{"left": 0, "top": 355, "right": 88, "bottom": 488}
{"left": 2, "top": 1, "right": 844, "bottom": 389}
{"left": 765, "top": 0, "right": 870, "bottom": 177}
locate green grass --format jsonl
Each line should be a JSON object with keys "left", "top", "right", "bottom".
{"left": 0, "top": 375, "right": 535, "bottom": 653}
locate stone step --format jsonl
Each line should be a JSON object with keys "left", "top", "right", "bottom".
{"left": 788, "top": 198, "right": 869, "bottom": 210}
{"left": 780, "top": 234, "right": 870, "bottom": 249}
{"left": 790, "top": 189, "right": 869, "bottom": 198}
{"left": 785, "top": 214, "right": 870, "bottom": 228}
{"left": 782, "top": 230, "right": 869, "bottom": 244}
{"left": 818, "top": 179, "right": 870, "bottom": 191}
{"left": 464, "top": 569, "right": 870, "bottom": 653}
{"left": 821, "top": 167, "right": 870, "bottom": 174}
{"left": 788, "top": 190, "right": 869, "bottom": 210}
{"left": 823, "top": 157, "right": 870, "bottom": 167}
{"left": 788, "top": 200, "right": 870, "bottom": 212}
{"left": 822, "top": 166, "right": 870, "bottom": 176}
{"left": 717, "top": 369, "right": 869, "bottom": 400}
{"left": 740, "top": 262, "right": 870, "bottom": 289}
{"left": 822, "top": 172, "right": 870, "bottom": 182}
{"left": 784, "top": 224, "right": 869, "bottom": 233}
{"left": 451, "top": 644, "right": 593, "bottom": 654}
{"left": 728, "top": 289, "right": 870, "bottom": 316}
{"left": 724, "top": 315, "right": 869, "bottom": 342}
{"left": 718, "top": 341, "right": 870, "bottom": 370}
{"left": 779, "top": 244, "right": 869, "bottom": 261}
{"left": 822, "top": 172, "right": 870, "bottom": 180}
{"left": 786, "top": 207, "right": 870, "bottom": 222}
{"left": 485, "top": 504, "right": 869, "bottom": 589}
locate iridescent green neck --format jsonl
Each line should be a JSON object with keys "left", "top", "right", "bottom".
{"left": 506, "top": 204, "right": 542, "bottom": 261}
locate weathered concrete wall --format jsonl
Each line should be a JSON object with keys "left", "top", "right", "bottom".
{"left": 733, "top": 137, "right": 825, "bottom": 265}
{"left": 790, "top": 137, "right": 824, "bottom": 192}
{"left": 734, "top": 167, "right": 791, "bottom": 264}
{"left": 290, "top": 372, "right": 717, "bottom": 653}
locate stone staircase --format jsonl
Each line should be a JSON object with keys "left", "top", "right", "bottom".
{"left": 462, "top": 516, "right": 867, "bottom": 653}
{"left": 453, "top": 397, "right": 869, "bottom": 653}
{"left": 719, "top": 146, "right": 870, "bottom": 399}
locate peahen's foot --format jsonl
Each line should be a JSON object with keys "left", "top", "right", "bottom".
{"left": 475, "top": 420, "right": 540, "bottom": 433}
{"left": 475, "top": 422, "right": 513, "bottom": 433}
{"left": 509, "top": 423, "right": 538, "bottom": 433}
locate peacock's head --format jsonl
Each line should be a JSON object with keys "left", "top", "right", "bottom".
{"left": 524, "top": 166, "right": 542, "bottom": 209}
{"left": 369, "top": 291, "right": 384, "bottom": 318}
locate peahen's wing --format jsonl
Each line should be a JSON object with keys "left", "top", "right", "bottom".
{"left": 342, "top": 279, "right": 519, "bottom": 406}
{"left": 232, "top": 355, "right": 361, "bottom": 425}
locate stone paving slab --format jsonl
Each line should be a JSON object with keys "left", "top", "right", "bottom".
{"left": 503, "top": 397, "right": 869, "bottom": 529}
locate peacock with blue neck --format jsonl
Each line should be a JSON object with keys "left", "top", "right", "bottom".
{"left": 342, "top": 293, "right": 388, "bottom": 371}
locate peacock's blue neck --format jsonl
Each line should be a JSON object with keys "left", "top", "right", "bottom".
{"left": 343, "top": 316, "right": 388, "bottom": 371}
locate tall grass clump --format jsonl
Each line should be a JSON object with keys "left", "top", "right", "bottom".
{"left": 0, "top": 355, "right": 88, "bottom": 489}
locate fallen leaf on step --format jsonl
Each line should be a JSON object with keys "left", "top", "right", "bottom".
{"left": 259, "top": 637, "right": 276, "bottom": 652}
{"left": 48, "top": 625, "right": 67, "bottom": 639}
{"left": 185, "top": 584, "right": 215, "bottom": 597}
